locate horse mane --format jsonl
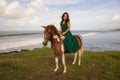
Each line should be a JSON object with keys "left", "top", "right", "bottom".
{"left": 49, "top": 25, "right": 61, "bottom": 38}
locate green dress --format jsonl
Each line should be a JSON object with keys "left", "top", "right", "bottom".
{"left": 61, "top": 23, "right": 79, "bottom": 53}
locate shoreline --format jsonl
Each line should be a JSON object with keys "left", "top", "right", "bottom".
{"left": 0, "top": 48, "right": 40, "bottom": 54}
{"left": 0, "top": 31, "right": 120, "bottom": 54}
{"left": 0, "top": 47, "right": 120, "bottom": 54}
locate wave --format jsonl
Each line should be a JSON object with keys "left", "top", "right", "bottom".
{"left": 81, "top": 32, "right": 96, "bottom": 37}
{"left": 0, "top": 38, "right": 43, "bottom": 53}
{"left": 0, "top": 32, "right": 97, "bottom": 53}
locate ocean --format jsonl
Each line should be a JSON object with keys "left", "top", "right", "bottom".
{"left": 0, "top": 30, "right": 120, "bottom": 53}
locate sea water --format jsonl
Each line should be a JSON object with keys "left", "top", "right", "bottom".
{"left": 0, "top": 30, "right": 120, "bottom": 53}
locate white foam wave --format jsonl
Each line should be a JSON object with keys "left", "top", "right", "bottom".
{"left": 81, "top": 32, "right": 96, "bottom": 37}
{"left": 0, "top": 32, "right": 96, "bottom": 53}
{"left": 0, "top": 38, "right": 43, "bottom": 52}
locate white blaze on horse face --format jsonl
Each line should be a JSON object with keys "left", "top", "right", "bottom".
{"left": 53, "top": 35, "right": 60, "bottom": 42}
{"left": 44, "top": 33, "right": 46, "bottom": 39}
{"left": 43, "top": 33, "right": 47, "bottom": 43}
{"left": 43, "top": 35, "right": 46, "bottom": 43}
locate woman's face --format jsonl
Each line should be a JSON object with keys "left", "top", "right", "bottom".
{"left": 63, "top": 14, "right": 68, "bottom": 21}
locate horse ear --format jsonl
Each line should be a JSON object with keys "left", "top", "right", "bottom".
{"left": 41, "top": 26, "right": 46, "bottom": 29}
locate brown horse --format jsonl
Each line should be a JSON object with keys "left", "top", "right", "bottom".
{"left": 42, "top": 25, "right": 83, "bottom": 73}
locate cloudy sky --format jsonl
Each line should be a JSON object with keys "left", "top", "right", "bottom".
{"left": 0, "top": 0, "right": 120, "bottom": 31}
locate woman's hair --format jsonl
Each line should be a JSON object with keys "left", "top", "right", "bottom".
{"left": 60, "top": 12, "right": 70, "bottom": 26}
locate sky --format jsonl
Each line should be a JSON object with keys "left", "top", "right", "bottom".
{"left": 0, "top": 0, "right": 120, "bottom": 31}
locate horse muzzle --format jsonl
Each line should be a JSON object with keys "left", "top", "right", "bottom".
{"left": 42, "top": 39, "right": 48, "bottom": 46}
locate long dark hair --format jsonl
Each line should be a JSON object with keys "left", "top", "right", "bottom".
{"left": 60, "top": 12, "right": 70, "bottom": 26}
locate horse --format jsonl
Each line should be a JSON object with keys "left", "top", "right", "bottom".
{"left": 42, "top": 25, "right": 83, "bottom": 73}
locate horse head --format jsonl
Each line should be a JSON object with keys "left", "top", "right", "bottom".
{"left": 42, "top": 25, "right": 61, "bottom": 46}
{"left": 42, "top": 25, "right": 53, "bottom": 46}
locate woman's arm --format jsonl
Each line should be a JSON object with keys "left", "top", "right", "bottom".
{"left": 63, "top": 21, "right": 70, "bottom": 35}
{"left": 60, "top": 23, "right": 62, "bottom": 33}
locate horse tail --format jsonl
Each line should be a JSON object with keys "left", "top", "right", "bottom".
{"left": 78, "top": 34, "right": 84, "bottom": 55}
{"left": 74, "top": 34, "right": 84, "bottom": 55}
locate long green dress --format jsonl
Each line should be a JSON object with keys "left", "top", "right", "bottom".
{"left": 61, "top": 23, "right": 79, "bottom": 53}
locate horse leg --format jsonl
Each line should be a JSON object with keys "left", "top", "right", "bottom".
{"left": 78, "top": 46, "right": 83, "bottom": 66}
{"left": 54, "top": 57, "right": 59, "bottom": 72}
{"left": 72, "top": 52, "right": 78, "bottom": 65}
{"left": 62, "top": 53, "right": 66, "bottom": 73}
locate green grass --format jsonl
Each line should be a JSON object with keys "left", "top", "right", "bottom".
{"left": 0, "top": 47, "right": 120, "bottom": 80}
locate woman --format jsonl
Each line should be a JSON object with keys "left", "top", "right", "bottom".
{"left": 60, "top": 12, "right": 79, "bottom": 53}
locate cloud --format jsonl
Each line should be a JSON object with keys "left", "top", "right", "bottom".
{"left": 45, "top": 0, "right": 80, "bottom": 5}
{"left": 4, "top": 16, "right": 39, "bottom": 27}
{"left": 0, "top": 0, "right": 48, "bottom": 27}
{"left": 4, "top": 1, "right": 24, "bottom": 18}
{"left": 0, "top": 0, "right": 7, "bottom": 16}
{"left": 0, "top": 0, "right": 120, "bottom": 31}
{"left": 99, "top": 14, "right": 120, "bottom": 30}
{"left": 112, "top": 14, "right": 120, "bottom": 21}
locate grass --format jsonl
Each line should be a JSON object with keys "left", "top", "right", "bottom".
{"left": 0, "top": 47, "right": 120, "bottom": 80}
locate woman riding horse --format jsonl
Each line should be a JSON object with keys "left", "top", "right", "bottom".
{"left": 60, "top": 12, "right": 79, "bottom": 53}
{"left": 42, "top": 12, "right": 83, "bottom": 74}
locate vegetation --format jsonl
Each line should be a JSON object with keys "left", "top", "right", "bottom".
{"left": 0, "top": 47, "right": 120, "bottom": 80}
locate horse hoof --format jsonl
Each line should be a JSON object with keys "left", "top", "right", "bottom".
{"left": 78, "top": 63, "right": 81, "bottom": 66}
{"left": 72, "top": 63, "right": 75, "bottom": 65}
{"left": 54, "top": 69, "right": 58, "bottom": 72}
{"left": 72, "top": 64, "right": 75, "bottom": 66}
{"left": 63, "top": 70, "right": 66, "bottom": 74}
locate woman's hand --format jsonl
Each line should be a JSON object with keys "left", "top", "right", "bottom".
{"left": 61, "top": 35, "right": 65, "bottom": 40}
{"left": 62, "top": 32, "right": 66, "bottom": 35}
{"left": 62, "top": 21, "right": 70, "bottom": 36}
